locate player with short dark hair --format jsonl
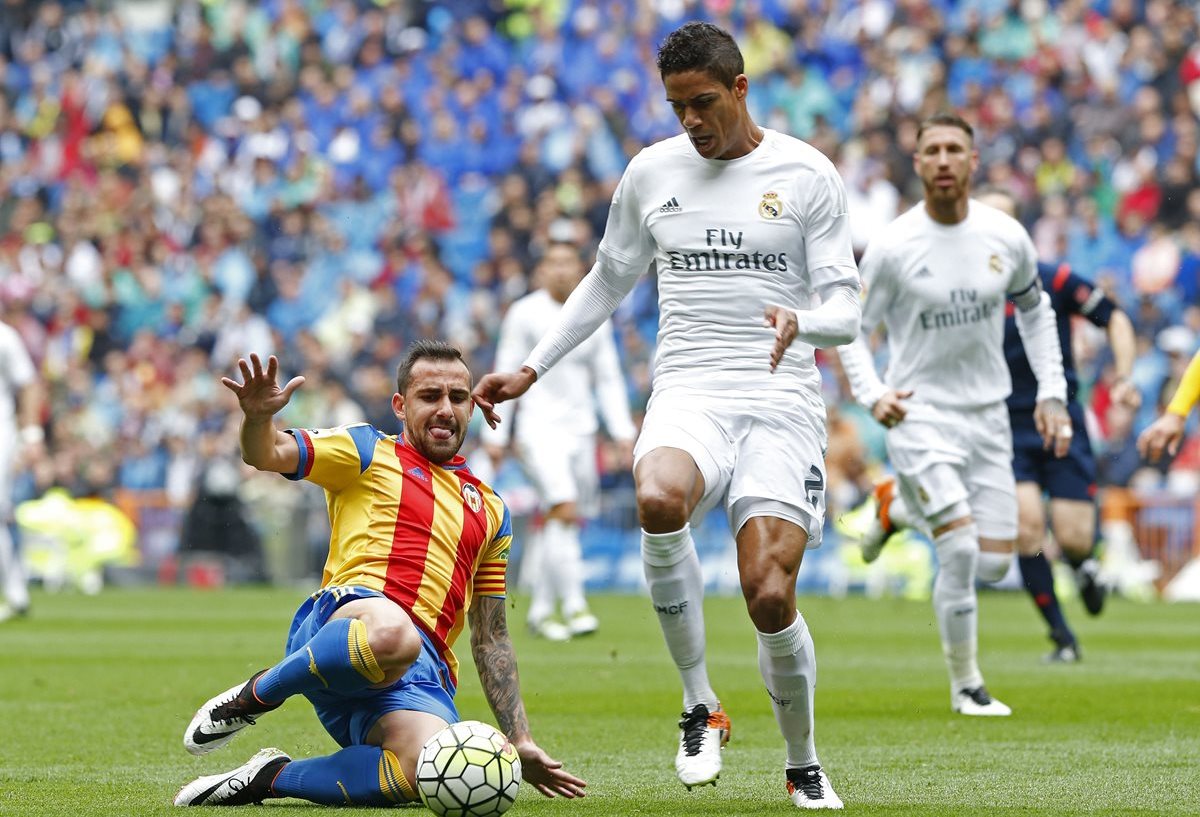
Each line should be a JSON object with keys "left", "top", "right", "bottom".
{"left": 474, "top": 19, "right": 860, "bottom": 809}
{"left": 174, "top": 344, "right": 585, "bottom": 807}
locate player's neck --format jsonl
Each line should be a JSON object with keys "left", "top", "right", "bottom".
{"left": 723, "top": 122, "right": 765, "bottom": 159}
{"left": 924, "top": 196, "right": 969, "bottom": 226}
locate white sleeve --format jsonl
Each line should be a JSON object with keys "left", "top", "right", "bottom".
{"left": 523, "top": 252, "right": 644, "bottom": 377}
{"left": 802, "top": 164, "right": 859, "bottom": 282}
{"left": 1006, "top": 227, "right": 1067, "bottom": 403}
{"left": 0, "top": 323, "right": 35, "bottom": 389}
{"left": 1015, "top": 290, "right": 1068, "bottom": 404}
{"left": 835, "top": 241, "right": 890, "bottom": 409}
{"left": 590, "top": 321, "right": 636, "bottom": 442}
{"left": 524, "top": 165, "right": 651, "bottom": 377}
{"left": 480, "top": 305, "right": 529, "bottom": 446}
{"left": 791, "top": 280, "right": 861, "bottom": 348}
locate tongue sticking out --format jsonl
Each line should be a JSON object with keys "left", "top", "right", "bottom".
{"left": 430, "top": 427, "right": 453, "bottom": 441}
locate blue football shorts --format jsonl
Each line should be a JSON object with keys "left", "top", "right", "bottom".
{"left": 284, "top": 585, "right": 459, "bottom": 747}
{"left": 1009, "top": 402, "right": 1096, "bottom": 501}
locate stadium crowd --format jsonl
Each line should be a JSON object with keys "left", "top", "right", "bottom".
{"left": 1, "top": 0, "right": 1198, "bottom": 578}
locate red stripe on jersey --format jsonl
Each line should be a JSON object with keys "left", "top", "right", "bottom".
{"left": 1052, "top": 263, "right": 1071, "bottom": 293}
{"left": 384, "top": 441, "right": 436, "bottom": 612}
{"left": 433, "top": 470, "right": 489, "bottom": 642}
{"left": 298, "top": 430, "right": 315, "bottom": 478}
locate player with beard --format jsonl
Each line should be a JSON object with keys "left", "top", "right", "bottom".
{"left": 838, "top": 114, "right": 1070, "bottom": 717}
{"left": 174, "top": 342, "right": 585, "bottom": 807}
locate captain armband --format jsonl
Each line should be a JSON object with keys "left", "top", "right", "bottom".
{"left": 1010, "top": 278, "right": 1043, "bottom": 311}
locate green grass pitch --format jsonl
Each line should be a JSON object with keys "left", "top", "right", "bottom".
{"left": 0, "top": 588, "right": 1196, "bottom": 815}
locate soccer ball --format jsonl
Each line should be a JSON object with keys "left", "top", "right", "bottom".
{"left": 415, "top": 720, "right": 521, "bottom": 817}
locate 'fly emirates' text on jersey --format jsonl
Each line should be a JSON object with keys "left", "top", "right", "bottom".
{"left": 599, "top": 129, "right": 859, "bottom": 394}
{"left": 859, "top": 200, "right": 1040, "bottom": 408}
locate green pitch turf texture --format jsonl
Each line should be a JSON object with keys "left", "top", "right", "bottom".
{"left": 0, "top": 588, "right": 1196, "bottom": 816}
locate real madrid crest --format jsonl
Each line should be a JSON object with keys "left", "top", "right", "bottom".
{"left": 758, "top": 191, "right": 782, "bottom": 220}
{"left": 461, "top": 482, "right": 483, "bottom": 513}
{"left": 988, "top": 254, "right": 1002, "bottom": 274}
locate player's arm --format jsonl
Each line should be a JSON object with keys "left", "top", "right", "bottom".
{"left": 590, "top": 321, "right": 636, "bottom": 455}
{"left": 473, "top": 166, "right": 651, "bottom": 427}
{"left": 220, "top": 353, "right": 306, "bottom": 473}
{"left": 479, "top": 306, "right": 530, "bottom": 450}
{"left": 1058, "top": 267, "right": 1140, "bottom": 408}
{"left": 1104, "top": 309, "right": 1141, "bottom": 407}
{"left": 766, "top": 164, "right": 862, "bottom": 368}
{"left": 1139, "top": 350, "right": 1200, "bottom": 462}
{"left": 835, "top": 243, "right": 910, "bottom": 424}
{"left": 468, "top": 595, "right": 587, "bottom": 799}
{"left": 765, "top": 279, "right": 861, "bottom": 371}
{"left": 1009, "top": 244, "right": 1070, "bottom": 456}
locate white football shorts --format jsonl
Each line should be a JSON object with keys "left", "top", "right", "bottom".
{"left": 885, "top": 401, "right": 1017, "bottom": 540}
{"left": 634, "top": 387, "right": 828, "bottom": 546}
{"left": 515, "top": 431, "right": 600, "bottom": 517}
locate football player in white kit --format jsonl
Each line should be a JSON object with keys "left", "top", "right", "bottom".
{"left": 0, "top": 318, "right": 41, "bottom": 621}
{"left": 838, "top": 114, "right": 1071, "bottom": 717}
{"left": 474, "top": 21, "right": 859, "bottom": 810}
{"left": 481, "top": 241, "right": 636, "bottom": 642}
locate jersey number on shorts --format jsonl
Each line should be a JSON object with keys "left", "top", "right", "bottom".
{"left": 804, "top": 465, "right": 824, "bottom": 507}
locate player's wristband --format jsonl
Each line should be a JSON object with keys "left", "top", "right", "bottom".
{"left": 20, "top": 425, "right": 44, "bottom": 445}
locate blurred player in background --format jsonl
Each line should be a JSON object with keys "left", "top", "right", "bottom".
{"left": 474, "top": 21, "right": 860, "bottom": 809}
{"left": 1138, "top": 349, "right": 1200, "bottom": 463}
{"left": 175, "top": 344, "right": 584, "bottom": 807}
{"left": 482, "top": 241, "right": 636, "bottom": 642}
{"left": 978, "top": 188, "right": 1139, "bottom": 662}
{"left": 0, "top": 318, "right": 41, "bottom": 622}
{"left": 839, "top": 114, "right": 1069, "bottom": 717}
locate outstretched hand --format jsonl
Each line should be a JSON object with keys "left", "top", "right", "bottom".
{"left": 471, "top": 368, "right": 537, "bottom": 429}
{"left": 220, "top": 353, "right": 305, "bottom": 419}
{"left": 764, "top": 304, "right": 798, "bottom": 372}
{"left": 512, "top": 738, "right": 586, "bottom": 799}
{"left": 1137, "top": 412, "right": 1185, "bottom": 463}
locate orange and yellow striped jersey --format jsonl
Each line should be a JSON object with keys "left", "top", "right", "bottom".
{"left": 284, "top": 423, "right": 511, "bottom": 681}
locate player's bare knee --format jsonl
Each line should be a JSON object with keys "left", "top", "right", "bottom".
{"left": 1016, "top": 520, "right": 1045, "bottom": 556}
{"left": 636, "top": 484, "right": 690, "bottom": 531}
{"left": 740, "top": 575, "right": 795, "bottom": 632}
{"left": 368, "top": 621, "right": 423, "bottom": 672}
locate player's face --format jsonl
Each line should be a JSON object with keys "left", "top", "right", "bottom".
{"left": 914, "top": 125, "right": 978, "bottom": 205}
{"left": 392, "top": 359, "right": 474, "bottom": 464}
{"left": 539, "top": 245, "right": 584, "bottom": 302}
{"left": 664, "top": 69, "right": 751, "bottom": 160}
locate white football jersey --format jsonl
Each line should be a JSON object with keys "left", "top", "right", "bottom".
{"left": 0, "top": 321, "right": 35, "bottom": 438}
{"left": 596, "top": 129, "right": 859, "bottom": 394}
{"left": 483, "top": 289, "right": 635, "bottom": 445}
{"left": 857, "top": 200, "right": 1040, "bottom": 408}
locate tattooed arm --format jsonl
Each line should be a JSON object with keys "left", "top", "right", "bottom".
{"left": 468, "top": 596, "right": 586, "bottom": 799}
{"left": 469, "top": 595, "right": 531, "bottom": 740}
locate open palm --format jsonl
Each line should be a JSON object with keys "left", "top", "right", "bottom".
{"left": 220, "top": 353, "right": 305, "bottom": 419}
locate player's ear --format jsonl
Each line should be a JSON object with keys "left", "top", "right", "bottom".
{"left": 391, "top": 392, "right": 405, "bottom": 423}
{"left": 733, "top": 74, "right": 748, "bottom": 100}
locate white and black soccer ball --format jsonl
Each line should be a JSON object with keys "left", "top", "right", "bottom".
{"left": 415, "top": 720, "right": 521, "bottom": 817}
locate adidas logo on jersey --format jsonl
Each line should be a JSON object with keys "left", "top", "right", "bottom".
{"left": 659, "top": 197, "right": 682, "bottom": 213}
{"left": 915, "top": 266, "right": 932, "bottom": 278}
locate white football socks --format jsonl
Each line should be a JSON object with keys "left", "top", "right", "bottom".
{"left": 642, "top": 525, "right": 717, "bottom": 711}
{"left": 544, "top": 518, "right": 588, "bottom": 617}
{"left": 933, "top": 523, "right": 984, "bottom": 691}
{"left": 0, "top": 523, "right": 29, "bottom": 610}
{"left": 757, "top": 612, "right": 818, "bottom": 769}
{"left": 524, "top": 527, "right": 554, "bottom": 625}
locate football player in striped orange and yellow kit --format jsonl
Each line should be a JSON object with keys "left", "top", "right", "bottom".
{"left": 175, "top": 341, "right": 586, "bottom": 808}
